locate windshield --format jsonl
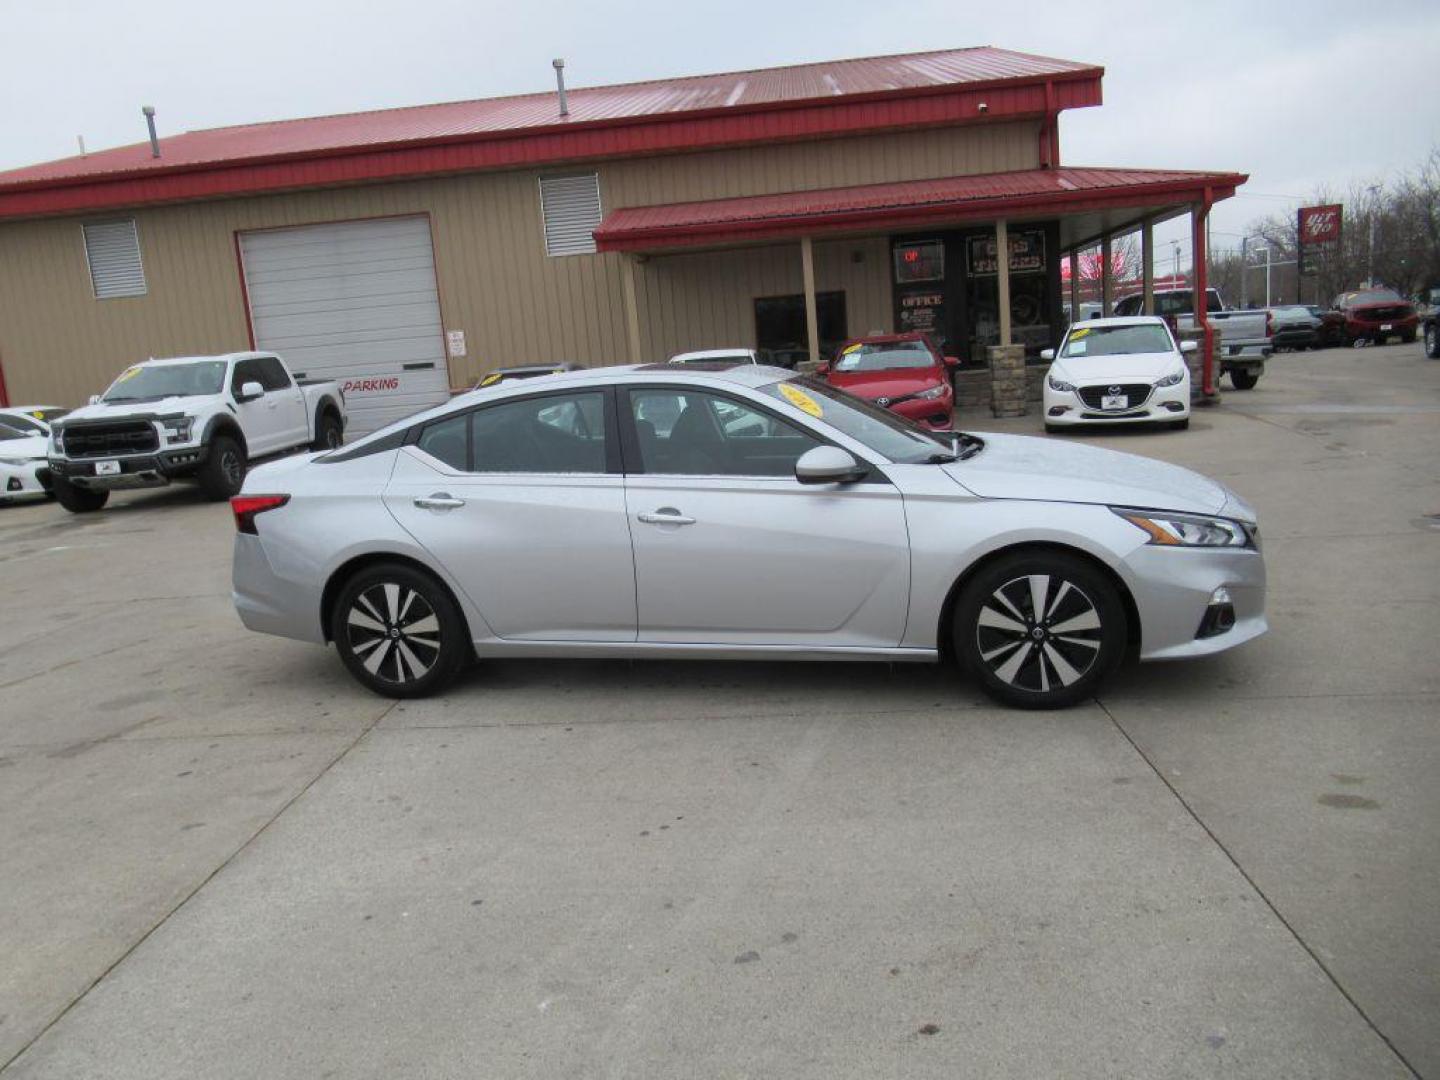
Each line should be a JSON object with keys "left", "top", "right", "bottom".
{"left": 1338, "top": 289, "right": 1402, "bottom": 306}
{"left": 0, "top": 421, "right": 31, "bottom": 441}
{"left": 1061, "top": 324, "right": 1175, "bottom": 359}
{"left": 102, "top": 361, "right": 227, "bottom": 403}
{"left": 760, "top": 377, "right": 960, "bottom": 464}
{"left": 832, "top": 341, "right": 936, "bottom": 373}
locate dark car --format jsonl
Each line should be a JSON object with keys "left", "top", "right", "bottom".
{"left": 817, "top": 332, "right": 957, "bottom": 430}
{"left": 1331, "top": 289, "right": 1419, "bottom": 346}
{"left": 1268, "top": 306, "right": 1322, "bottom": 351}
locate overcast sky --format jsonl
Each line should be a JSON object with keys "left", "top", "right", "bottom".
{"left": 3, "top": 0, "right": 1437, "bottom": 267}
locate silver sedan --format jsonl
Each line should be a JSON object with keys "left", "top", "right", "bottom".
{"left": 231, "top": 363, "right": 1266, "bottom": 709}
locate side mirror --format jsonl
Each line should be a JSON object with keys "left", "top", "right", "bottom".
{"left": 795, "top": 445, "right": 867, "bottom": 485}
{"left": 1040, "top": 348, "right": 1055, "bottom": 361}
{"left": 236, "top": 380, "right": 264, "bottom": 402}
{"left": 1180, "top": 340, "right": 1198, "bottom": 354}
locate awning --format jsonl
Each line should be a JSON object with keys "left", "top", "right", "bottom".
{"left": 593, "top": 166, "right": 1246, "bottom": 253}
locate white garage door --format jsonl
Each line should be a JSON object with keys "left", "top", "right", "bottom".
{"left": 239, "top": 216, "right": 451, "bottom": 437}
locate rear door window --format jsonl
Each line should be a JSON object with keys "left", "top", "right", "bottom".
{"left": 471, "top": 392, "right": 608, "bottom": 473}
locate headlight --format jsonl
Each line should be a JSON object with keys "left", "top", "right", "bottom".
{"left": 0, "top": 457, "right": 30, "bottom": 467}
{"left": 1155, "top": 368, "right": 1186, "bottom": 388}
{"left": 161, "top": 416, "right": 194, "bottom": 442}
{"left": 916, "top": 383, "right": 949, "bottom": 400}
{"left": 1048, "top": 374, "right": 1076, "bottom": 392}
{"left": 1113, "top": 507, "right": 1256, "bottom": 548}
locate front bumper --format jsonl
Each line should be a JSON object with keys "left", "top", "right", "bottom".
{"left": 877, "top": 393, "right": 954, "bottom": 430}
{"left": 0, "top": 460, "right": 50, "bottom": 501}
{"left": 48, "top": 445, "right": 209, "bottom": 491}
{"left": 1347, "top": 316, "right": 1418, "bottom": 340}
{"left": 1043, "top": 381, "right": 1189, "bottom": 426}
{"left": 1123, "top": 542, "right": 1267, "bottom": 660}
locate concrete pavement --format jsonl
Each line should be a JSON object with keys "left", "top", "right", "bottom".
{"left": 0, "top": 341, "right": 1434, "bottom": 1078}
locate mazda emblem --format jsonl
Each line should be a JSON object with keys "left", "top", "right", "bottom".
{"left": 1108, "top": 386, "right": 1121, "bottom": 394}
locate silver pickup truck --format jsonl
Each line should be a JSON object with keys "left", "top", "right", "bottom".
{"left": 1114, "top": 288, "right": 1272, "bottom": 389}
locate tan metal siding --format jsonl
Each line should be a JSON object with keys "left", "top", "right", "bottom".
{"left": 0, "top": 122, "right": 1037, "bottom": 405}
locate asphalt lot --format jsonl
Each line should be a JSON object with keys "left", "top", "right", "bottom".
{"left": 1, "top": 341, "right": 1436, "bottom": 1079}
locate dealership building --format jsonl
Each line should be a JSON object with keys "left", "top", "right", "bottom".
{"left": 0, "top": 47, "right": 1245, "bottom": 433}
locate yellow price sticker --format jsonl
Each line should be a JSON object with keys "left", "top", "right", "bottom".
{"left": 779, "top": 383, "right": 823, "bottom": 418}
{"left": 841, "top": 343, "right": 862, "bottom": 355}
{"left": 115, "top": 365, "right": 143, "bottom": 382}
{"left": 1069, "top": 328, "right": 1090, "bottom": 340}
{"left": 479, "top": 372, "right": 501, "bottom": 387}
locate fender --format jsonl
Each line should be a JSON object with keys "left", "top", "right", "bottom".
{"left": 201, "top": 413, "right": 248, "bottom": 458}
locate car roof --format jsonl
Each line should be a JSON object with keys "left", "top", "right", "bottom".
{"left": 131, "top": 352, "right": 275, "bottom": 368}
{"left": 669, "top": 348, "right": 756, "bottom": 361}
{"left": 1069, "top": 315, "right": 1168, "bottom": 328}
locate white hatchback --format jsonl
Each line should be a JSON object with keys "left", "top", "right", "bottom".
{"left": 1042, "top": 316, "right": 1194, "bottom": 432}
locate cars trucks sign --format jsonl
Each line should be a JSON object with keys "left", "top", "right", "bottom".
{"left": 1297, "top": 204, "right": 1342, "bottom": 276}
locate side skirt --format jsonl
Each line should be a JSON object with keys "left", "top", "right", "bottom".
{"left": 471, "top": 640, "right": 940, "bottom": 663}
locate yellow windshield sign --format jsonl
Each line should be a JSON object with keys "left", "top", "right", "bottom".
{"left": 779, "top": 383, "right": 823, "bottom": 418}
{"left": 479, "top": 372, "right": 501, "bottom": 387}
{"left": 115, "top": 366, "right": 143, "bottom": 383}
{"left": 1068, "top": 328, "right": 1090, "bottom": 340}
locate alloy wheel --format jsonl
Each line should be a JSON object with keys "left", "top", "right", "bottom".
{"left": 220, "top": 448, "right": 243, "bottom": 487}
{"left": 974, "top": 574, "right": 1103, "bottom": 694}
{"left": 346, "top": 583, "right": 442, "bottom": 684}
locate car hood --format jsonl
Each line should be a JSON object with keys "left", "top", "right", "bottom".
{"left": 943, "top": 432, "right": 1229, "bottom": 515}
{"left": 0, "top": 434, "right": 48, "bottom": 459}
{"left": 59, "top": 395, "right": 218, "bottom": 423}
{"left": 1050, "top": 351, "right": 1182, "bottom": 384}
{"left": 826, "top": 368, "right": 944, "bottom": 398}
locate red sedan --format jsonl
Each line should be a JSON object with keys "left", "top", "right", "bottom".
{"left": 819, "top": 333, "right": 957, "bottom": 430}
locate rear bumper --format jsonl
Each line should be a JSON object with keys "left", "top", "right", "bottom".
{"left": 48, "top": 446, "right": 209, "bottom": 491}
{"left": 232, "top": 533, "right": 327, "bottom": 644}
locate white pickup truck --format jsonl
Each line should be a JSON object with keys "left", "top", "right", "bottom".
{"left": 1114, "top": 288, "right": 1272, "bottom": 389}
{"left": 46, "top": 352, "right": 345, "bottom": 513}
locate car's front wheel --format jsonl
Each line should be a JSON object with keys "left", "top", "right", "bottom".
{"left": 198, "top": 436, "right": 246, "bottom": 500}
{"left": 52, "top": 476, "right": 109, "bottom": 513}
{"left": 953, "top": 551, "right": 1127, "bottom": 709}
{"left": 331, "top": 562, "right": 470, "bottom": 698}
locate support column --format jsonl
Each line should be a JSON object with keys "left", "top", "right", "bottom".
{"left": 622, "top": 256, "right": 643, "bottom": 364}
{"left": 1100, "top": 235, "right": 1114, "bottom": 316}
{"left": 800, "top": 236, "right": 820, "bottom": 370}
{"left": 1141, "top": 220, "right": 1155, "bottom": 315}
{"left": 1068, "top": 249, "right": 1080, "bottom": 323}
{"left": 995, "top": 219, "right": 1011, "bottom": 346}
{"left": 1191, "top": 195, "right": 1216, "bottom": 396}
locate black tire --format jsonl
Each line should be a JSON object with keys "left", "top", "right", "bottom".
{"left": 953, "top": 550, "right": 1127, "bottom": 709}
{"left": 330, "top": 562, "right": 469, "bottom": 698}
{"left": 1425, "top": 324, "right": 1439, "bottom": 359}
{"left": 311, "top": 410, "right": 344, "bottom": 452}
{"left": 197, "top": 435, "right": 246, "bottom": 501}
{"left": 53, "top": 476, "right": 109, "bottom": 513}
{"left": 1230, "top": 368, "right": 1259, "bottom": 390}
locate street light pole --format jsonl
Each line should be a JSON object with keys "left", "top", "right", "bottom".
{"left": 1171, "top": 240, "right": 1180, "bottom": 285}
{"left": 1240, "top": 236, "right": 1248, "bottom": 307}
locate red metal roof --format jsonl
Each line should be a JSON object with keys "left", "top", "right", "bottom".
{"left": 593, "top": 167, "right": 1247, "bottom": 251}
{"left": 0, "top": 48, "right": 1103, "bottom": 219}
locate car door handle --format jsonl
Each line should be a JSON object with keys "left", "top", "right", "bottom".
{"left": 637, "top": 508, "right": 695, "bottom": 526}
{"left": 414, "top": 493, "right": 465, "bottom": 511}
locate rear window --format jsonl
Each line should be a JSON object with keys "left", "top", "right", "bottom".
{"left": 1338, "top": 289, "right": 1403, "bottom": 306}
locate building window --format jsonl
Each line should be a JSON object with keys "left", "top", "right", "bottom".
{"left": 539, "top": 174, "right": 602, "bottom": 256}
{"left": 82, "top": 220, "right": 147, "bottom": 299}
{"left": 754, "top": 291, "right": 848, "bottom": 365}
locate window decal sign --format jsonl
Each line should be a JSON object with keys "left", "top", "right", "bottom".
{"left": 967, "top": 230, "right": 1046, "bottom": 276}
{"left": 779, "top": 383, "right": 823, "bottom": 418}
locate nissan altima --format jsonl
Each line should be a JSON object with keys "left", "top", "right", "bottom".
{"left": 231, "top": 362, "right": 1266, "bottom": 709}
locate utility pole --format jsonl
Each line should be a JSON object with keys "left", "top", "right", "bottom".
{"left": 1171, "top": 240, "right": 1181, "bottom": 285}
{"left": 1366, "top": 183, "right": 1381, "bottom": 287}
{"left": 1240, "top": 236, "right": 1248, "bottom": 308}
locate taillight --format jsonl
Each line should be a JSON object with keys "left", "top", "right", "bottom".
{"left": 1265, "top": 312, "right": 1275, "bottom": 337}
{"left": 231, "top": 494, "right": 290, "bottom": 534}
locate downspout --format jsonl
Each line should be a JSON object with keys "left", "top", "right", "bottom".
{"left": 1193, "top": 186, "right": 1216, "bottom": 395}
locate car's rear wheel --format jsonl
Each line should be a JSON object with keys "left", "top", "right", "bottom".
{"left": 53, "top": 476, "right": 108, "bottom": 513}
{"left": 311, "top": 410, "right": 344, "bottom": 452}
{"left": 1426, "top": 324, "right": 1439, "bottom": 358}
{"left": 331, "top": 562, "right": 469, "bottom": 698}
{"left": 954, "top": 551, "right": 1127, "bottom": 709}
{"left": 1230, "top": 368, "right": 1259, "bottom": 390}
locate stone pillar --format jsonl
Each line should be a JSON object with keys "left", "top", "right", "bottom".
{"left": 1175, "top": 327, "right": 1215, "bottom": 404}
{"left": 987, "top": 343, "right": 1027, "bottom": 418}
